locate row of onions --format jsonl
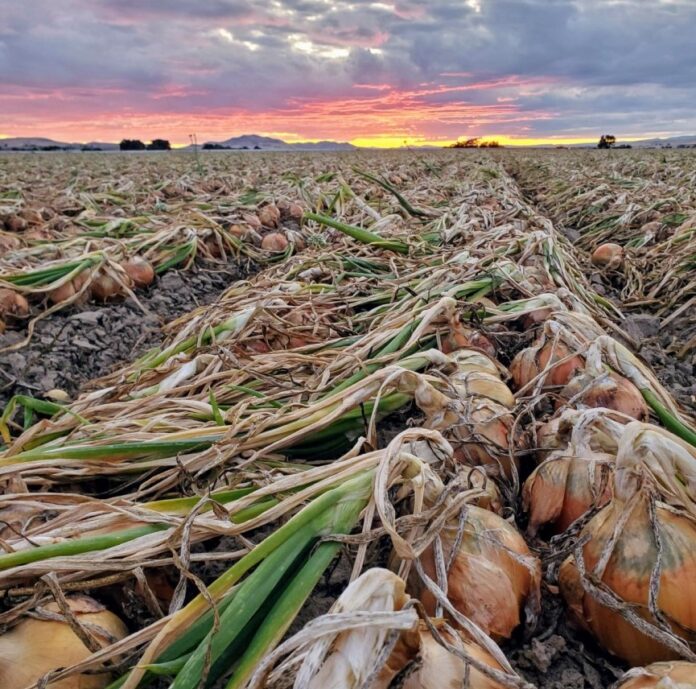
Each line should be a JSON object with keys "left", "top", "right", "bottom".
{"left": 0, "top": 151, "right": 695, "bottom": 688}
{"left": 506, "top": 149, "right": 696, "bottom": 359}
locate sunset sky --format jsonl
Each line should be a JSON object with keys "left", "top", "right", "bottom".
{"left": 1, "top": 0, "right": 695, "bottom": 147}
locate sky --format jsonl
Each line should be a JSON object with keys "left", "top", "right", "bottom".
{"left": 1, "top": 0, "right": 695, "bottom": 147}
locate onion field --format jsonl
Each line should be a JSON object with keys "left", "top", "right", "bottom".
{"left": 0, "top": 148, "right": 695, "bottom": 689}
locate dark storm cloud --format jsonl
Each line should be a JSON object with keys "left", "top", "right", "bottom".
{"left": 1, "top": 0, "right": 695, "bottom": 141}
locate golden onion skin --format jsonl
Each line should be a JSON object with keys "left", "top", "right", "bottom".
{"left": 616, "top": 661, "right": 696, "bottom": 688}
{"left": 419, "top": 506, "right": 540, "bottom": 639}
{"left": 523, "top": 451, "right": 613, "bottom": 535}
{"left": 560, "top": 497, "right": 696, "bottom": 665}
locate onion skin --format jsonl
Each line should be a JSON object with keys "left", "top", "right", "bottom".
{"left": 261, "top": 232, "right": 289, "bottom": 252}
{"left": 510, "top": 339, "right": 584, "bottom": 391}
{"left": 0, "top": 288, "right": 30, "bottom": 320}
{"left": 523, "top": 450, "right": 613, "bottom": 535}
{"left": 0, "top": 318, "right": 5, "bottom": 335}
{"left": 616, "top": 661, "right": 696, "bottom": 688}
{"left": 48, "top": 280, "right": 76, "bottom": 305}
{"left": 591, "top": 243, "right": 624, "bottom": 269}
{"left": 560, "top": 371, "right": 648, "bottom": 420}
{"left": 560, "top": 494, "right": 696, "bottom": 665}
{"left": 121, "top": 257, "right": 155, "bottom": 288}
{"left": 0, "top": 595, "right": 127, "bottom": 689}
{"left": 419, "top": 506, "right": 540, "bottom": 639}
{"left": 257, "top": 203, "right": 280, "bottom": 228}
{"left": 3, "top": 214, "right": 27, "bottom": 233}
{"left": 90, "top": 272, "right": 122, "bottom": 301}
{"left": 399, "top": 627, "right": 506, "bottom": 689}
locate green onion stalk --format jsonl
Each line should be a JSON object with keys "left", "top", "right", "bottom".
{"left": 116, "top": 471, "right": 373, "bottom": 689}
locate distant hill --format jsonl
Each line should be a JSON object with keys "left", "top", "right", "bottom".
{"left": 2, "top": 133, "right": 695, "bottom": 152}
{"left": 0, "top": 137, "right": 118, "bottom": 151}
{"left": 199, "top": 134, "right": 356, "bottom": 151}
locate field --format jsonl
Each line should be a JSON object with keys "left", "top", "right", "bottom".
{"left": 0, "top": 148, "right": 695, "bottom": 689}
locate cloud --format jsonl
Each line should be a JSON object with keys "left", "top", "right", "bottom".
{"left": 1, "top": 0, "right": 695, "bottom": 144}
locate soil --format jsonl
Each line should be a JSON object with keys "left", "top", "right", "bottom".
{"left": 506, "top": 586, "right": 626, "bottom": 688}
{"left": 0, "top": 260, "right": 253, "bottom": 410}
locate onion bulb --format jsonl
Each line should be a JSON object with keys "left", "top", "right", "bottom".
{"left": 0, "top": 233, "right": 22, "bottom": 253}
{"left": 560, "top": 423, "right": 696, "bottom": 665}
{"left": 524, "top": 448, "right": 613, "bottom": 535}
{"left": 257, "top": 203, "right": 280, "bottom": 228}
{"left": 3, "top": 214, "right": 27, "bottom": 233}
{"left": 591, "top": 242, "right": 624, "bottom": 269}
{"left": 560, "top": 370, "right": 648, "bottom": 420}
{"left": 296, "top": 569, "right": 510, "bottom": 689}
{"left": 48, "top": 280, "right": 76, "bottom": 305}
{"left": 399, "top": 625, "right": 507, "bottom": 689}
{"left": 0, "top": 595, "right": 127, "bottom": 689}
{"left": 510, "top": 338, "right": 584, "bottom": 391}
{"left": 261, "top": 232, "right": 289, "bottom": 252}
{"left": 418, "top": 505, "right": 540, "bottom": 639}
{"left": 121, "top": 257, "right": 155, "bottom": 288}
{"left": 90, "top": 271, "right": 122, "bottom": 301}
{"left": 441, "top": 322, "right": 496, "bottom": 359}
{"left": 0, "top": 288, "right": 29, "bottom": 320}
{"left": 616, "top": 661, "right": 696, "bottom": 688}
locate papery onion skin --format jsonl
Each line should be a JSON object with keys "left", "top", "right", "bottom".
{"left": 510, "top": 340, "right": 584, "bottom": 391}
{"left": 560, "top": 497, "right": 696, "bottom": 665}
{"left": 399, "top": 626, "right": 506, "bottom": 689}
{"left": 591, "top": 243, "right": 624, "bottom": 269}
{"left": 615, "top": 661, "right": 696, "bottom": 688}
{"left": 560, "top": 371, "right": 648, "bottom": 421}
{"left": 0, "top": 595, "right": 127, "bottom": 689}
{"left": 261, "top": 232, "right": 289, "bottom": 252}
{"left": 0, "top": 288, "right": 30, "bottom": 320}
{"left": 122, "top": 257, "right": 155, "bottom": 288}
{"left": 257, "top": 203, "right": 281, "bottom": 228}
{"left": 90, "top": 272, "right": 122, "bottom": 301}
{"left": 48, "top": 280, "right": 76, "bottom": 305}
{"left": 523, "top": 451, "right": 613, "bottom": 535}
{"left": 419, "top": 506, "right": 540, "bottom": 639}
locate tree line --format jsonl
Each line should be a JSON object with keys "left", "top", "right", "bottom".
{"left": 119, "top": 139, "right": 171, "bottom": 151}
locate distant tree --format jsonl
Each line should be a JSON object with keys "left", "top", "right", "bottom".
{"left": 598, "top": 135, "right": 616, "bottom": 149}
{"left": 119, "top": 139, "right": 146, "bottom": 151}
{"left": 450, "top": 137, "right": 480, "bottom": 148}
{"left": 147, "top": 139, "right": 171, "bottom": 150}
{"left": 253, "top": 145, "right": 261, "bottom": 150}
{"left": 480, "top": 141, "right": 502, "bottom": 148}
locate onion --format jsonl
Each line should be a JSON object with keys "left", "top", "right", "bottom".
{"left": 418, "top": 505, "right": 540, "bottom": 639}
{"left": 286, "top": 202, "right": 304, "bottom": 222}
{"left": 560, "top": 370, "right": 648, "bottom": 420}
{"left": 90, "top": 271, "right": 122, "bottom": 301}
{"left": 257, "top": 203, "right": 280, "bottom": 228}
{"left": 48, "top": 280, "right": 76, "bottom": 305}
{"left": 400, "top": 626, "right": 506, "bottom": 689}
{"left": 243, "top": 212, "right": 262, "bottom": 230}
{"left": 0, "top": 233, "right": 22, "bottom": 253}
{"left": 3, "top": 214, "right": 27, "bottom": 233}
{"left": 0, "top": 318, "right": 5, "bottom": 335}
{"left": 261, "top": 232, "right": 289, "bottom": 252}
{"left": 560, "top": 424, "right": 696, "bottom": 665}
{"left": 591, "top": 242, "right": 624, "bottom": 269}
{"left": 616, "top": 661, "right": 696, "bottom": 688}
{"left": 298, "top": 569, "right": 508, "bottom": 689}
{"left": 510, "top": 338, "right": 584, "bottom": 391}
{"left": 20, "top": 208, "right": 43, "bottom": 225}
{"left": 72, "top": 270, "right": 90, "bottom": 292}
{"left": 441, "top": 323, "right": 496, "bottom": 359}
{"left": 121, "top": 257, "right": 155, "bottom": 288}
{"left": 0, "top": 595, "right": 127, "bottom": 689}
{"left": 524, "top": 448, "right": 613, "bottom": 535}
{"left": 0, "top": 288, "right": 29, "bottom": 320}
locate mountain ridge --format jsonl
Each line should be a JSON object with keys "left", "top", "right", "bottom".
{"left": 2, "top": 134, "right": 695, "bottom": 151}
